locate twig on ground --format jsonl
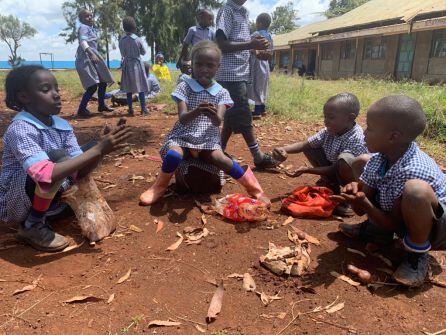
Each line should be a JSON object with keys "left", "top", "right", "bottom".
{"left": 309, "top": 317, "right": 357, "bottom": 333}
{"left": 275, "top": 300, "right": 317, "bottom": 335}
{"left": 176, "top": 260, "right": 210, "bottom": 275}
{"left": 164, "top": 305, "right": 207, "bottom": 327}
{"left": 423, "top": 328, "right": 446, "bottom": 335}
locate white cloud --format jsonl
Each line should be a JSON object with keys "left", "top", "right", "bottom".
{"left": 0, "top": 0, "right": 329, "bottom": 62}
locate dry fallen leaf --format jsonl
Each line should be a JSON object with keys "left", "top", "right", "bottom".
{"left": 12, "top": 275, "right": 42, "bottom": 296}
{"left": 62, "top": 241, "right": 85, "bottom": 253}
{"left": 326, "top": 302, "right": 345, "bottom": 314}
{"left": 282, "top": 216, "right": 294, "bottom": 226}
{"left": 257, "top": 291, "right": 283, "bottom": 306}
{"left": 207, "top": 280, "right": 224, "bottom": 323}
{"left": 242, "top": 273, "right": 256, "bottom": 292}
{"left": 155, "top": 220, "right": 165, "bottom": 234}
{"left": 107, "top": 293, "right": 115, "bottom": 304}
{"left": 63, "top": 295, "right": 104, "bottom": 304}
{"left": 347, "top": 248, "right": 366, "bottom": 258}
{"left": 103, "top": 184, "right": 117, "bottom": 190}
{"left": 195, "top": 324, "right": 206, "bottom": 333}
{"left": 166, "top": 232, "right": 183, "bottom": 251}
{"left": 291, "top": 226, "right": 320, "bottom": 245}
{"left": 260, "top": 312, "right": 287, "bottom": 320}
{"left": 227, "top": 273, "right": 244, "bottom": 279}
{"left": 116, "top": 269, "right": 132, "bottom": 284}
{"left": 129, "top": 225, "right": 143, "bottom": 233}
{"left": 330, "top": 271, "right": 360, "bottom": 287}
{"left": 148, "top": 320, "right": 182, "bottom": 328}
{"left": 201, "top": 214, "right": 208, "bottom": 225}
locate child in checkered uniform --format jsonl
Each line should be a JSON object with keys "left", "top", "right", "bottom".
{"left": 0, "top": 65, "right": 132, "bottom": 252}
{"left": 335, "top": 95, "right": 446, "bottom": 287}
{"left": 140, "top": 41, "right": 270, "bottom": 206}
{"left": 273, "top": 93, "right": 369, "bottom": 216}
{"left": 215, "top": 0, "right": 278, "bottom": 169}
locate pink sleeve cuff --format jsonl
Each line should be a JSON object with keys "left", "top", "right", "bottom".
{"left": 27, "top": 160, "right": 55, "bottom": 193}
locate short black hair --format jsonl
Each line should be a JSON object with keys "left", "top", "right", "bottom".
{"left": 122, "top": 16, "right": 137, "bottom": 33}
{"left": 372, "top": 95, "right": 426, "bottom": 141}
{"left": 256, "top": 13, "right": 272, "bottom": 28}
{"left": 197, "top": 9, "right": 213, "bottom": 18}
{"left": 4, "top": 65, "right": 47, "bottom": 111}
{"left": 324, "top": 92, "right": 360, "bottom": 117}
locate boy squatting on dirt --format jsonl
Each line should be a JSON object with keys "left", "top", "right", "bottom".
{"left": 333, "top": 95, "right": 446, "bottom": 287}
{"left": 273, "top": 93, "right": 369, "bottom": 217}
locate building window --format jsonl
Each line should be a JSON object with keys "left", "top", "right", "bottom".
{"left": 321, "top": 45, "right": 333, "bottom": 60}
{"left": 293, "top": 50, "right": 304, "bottom": 68}
{"left": 364, "top": 37, "right": 386, "bottom": 60}
{"left": 340, "top": 40, "right": 356, "bottom": 59}
{"left": 431, "top": 30, "right": 446, "bottom": 58}
{"left": 280, "top": 51, "right": 289, "bottom": 68}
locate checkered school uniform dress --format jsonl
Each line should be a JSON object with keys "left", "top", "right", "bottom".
{"left": 183, "top": 25, "right": 215, "bottom": 46}
{"left": 0, "top": 112, "right": 82, "bottom": 223}
{"left": 160, "top": 77, "right": 233, "bottom": 157}
{"left": 215, "top": 0, "right": 251, "bottom": 82}
{"left": 307, "top": 123, "right": 368, "bottom": 163}
{"left": 360, "top": 142, "right": 446, "bottom": 212}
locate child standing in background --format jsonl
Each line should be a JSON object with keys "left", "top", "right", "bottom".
{"left": 0, "top": 65, "right": 132, "bottom": 251}
{"left": 75, "top": 9, "right": 114, "bottom": 118}
{"left": 215, "top": 0, "right": 277, "bottom": 169}
{"left": 140, "top": 41, "right": 270, "bottom": 206}
{"left": 152, "top": 53, "right": 172, "bottom": 81}
{"left": 177, "top": 9, "right": 215, "bottom": 68}
{"left": 119, "top": 17, "right": 150, "bottom": 116}
{"left": 248, "top": 13, "right": 273, "bottom": 119}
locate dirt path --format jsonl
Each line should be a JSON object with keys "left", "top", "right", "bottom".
{"left": 0, "top": 96, "right": 445, "bottom": 335}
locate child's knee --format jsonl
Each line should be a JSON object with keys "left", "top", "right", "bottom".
{"left": 402, "top": 180, "right": 436, "bottom": 205}
{"left": 162, "top": 149, "right": 183, "bottom": 173}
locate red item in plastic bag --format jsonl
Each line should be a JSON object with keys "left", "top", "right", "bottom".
{"left": 281, "top": 186, "right": 335, "bottom": 219}
{"left": 215, "top": 193, "right": 268, "bottom": 222}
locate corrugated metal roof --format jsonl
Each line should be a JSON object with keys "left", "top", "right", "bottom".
{"left": 313, "top": 0, "right": 446, "bottom": 34}
{"left": 273, "top": 0, "right": 446, "bottom": 48}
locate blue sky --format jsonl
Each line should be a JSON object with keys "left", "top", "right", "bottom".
{"left": 0, "top": 0, "right": 330, "bottom": 61}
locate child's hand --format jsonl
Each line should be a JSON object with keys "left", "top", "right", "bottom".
{"left": 256, "top": 50, "right": 271, "bottom": 61}
{"left": 103, "top": 118, "right": 127, "bottom": 136}
{"left": 331, "top": 182, "right": 372, "bottom": 210}
{"left": 96, "top": 125, "right": 132, "bottom": 156}
{"left": 250, "top": 36, "right": 269, "bottom": 50}
{"left": 272, "top": 147, "right": 288, "bottom": 162}
{"left": 286, "top": 166, "right": 307, "bottom": 178}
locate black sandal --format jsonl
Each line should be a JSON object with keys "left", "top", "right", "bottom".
{"left": 339, "top": 220, "right": 394, "bottom": 245}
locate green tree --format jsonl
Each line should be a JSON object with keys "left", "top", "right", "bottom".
{"left": 0, "top": 15, "right": 37, "bottom": 68}
{"left": 122, "top": 0, "right": 222, "bottom": 62}
{"left": 324, "top": 0, "right": 370, "bottom": 18}
{"left": 60, "top": 0, "right": 123, "bottom": 67}
{"left": 270, "top": 2, "right": 299, "bottom": 35}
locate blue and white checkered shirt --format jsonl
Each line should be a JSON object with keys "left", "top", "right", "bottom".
{"left": 307, "top": 123, "right": 368, "bottom": 164}
{"left": 360, "top": 142, "right": 446, "bottom": 212}
{"left": 215, "top": 0, "right": 251, "bottom": 82}
{"left": 0, "top": 112, "right": 82, "bottom": 223}
{"left": 183, "top": 25, "right": 215, "bottom": 46}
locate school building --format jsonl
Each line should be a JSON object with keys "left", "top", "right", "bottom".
{"left": 273, "top": 0, "right": 446, "bottom": 82}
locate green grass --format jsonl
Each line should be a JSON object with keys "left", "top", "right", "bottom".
{"left": 1, "top": 70, "right": 445, "bottom": 157}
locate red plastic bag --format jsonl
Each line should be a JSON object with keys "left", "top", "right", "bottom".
{"left": 215, "top": 194, "right": 268, "bottom": 222}
{"left": 281, "top": 186, "right": 335, "bottom": 219}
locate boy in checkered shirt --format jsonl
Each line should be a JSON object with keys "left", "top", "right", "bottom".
{"left": 273, "top": 93, "right": 369, "bottom": 216}
{"left": 334, "top": 95, "right": 446, "bottom": 287}
{"left": 215, "top": 0, "right": 278, "bottom": 168}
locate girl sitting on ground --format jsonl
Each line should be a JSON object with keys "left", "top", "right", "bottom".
{"left": 0, "top": 65, "right": 132, "bottom": 252}
{"left": 152, "top": 52, "right": 172, "bottom": 81}
{"left": 139, "top": 41, "right": 270, "bottom": 206}
{"left": 119, "top": 16, "right": 150, "bottom": 116}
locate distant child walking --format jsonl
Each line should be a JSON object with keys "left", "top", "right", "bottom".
{"left": 152, "top": 52, "right": 171, "bottom": 81}
{"left": 75, "top": 9, "right": 114, "bottom": 118}
{"left": 215, "top": 0, "right": 277, "bottom": 168}
{"left": 177, "top": 9, "right": 215, "bottom": 68}
{"left": 0, "top": 65, "right": 132, "bottom": 252}
{"left": 119, "top": 16, "right": 150, "bottom": 116}
{"left": 139, "top": 41, "right": 270, "bottom": 206}
{"left": 334, "top": 96, "right": 446, "bottom": 287}
{"left": 248, "top": 13, "right": 273, "bottom": 119}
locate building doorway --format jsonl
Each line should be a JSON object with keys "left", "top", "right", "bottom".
{"left": 395, "top": 34, "right": 416, "bottom": 80}
{"left": 308, "top": 49, "right": 317, "bottom": 77}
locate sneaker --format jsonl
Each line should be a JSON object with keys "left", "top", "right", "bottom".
{"left": 17, "top": 221, "right": 69, "bottom": 252}
{"left": 128, "top": 109, "right": 134, "bottom": 117}
{"left": 254, "top": 153, "right": 279, "bottom": 169}
{"left": 98, "top": 105, "right": 114, "bottom": 112}
{"left": 392, "top": 252, "right": 428, "bottom": 287}
{"left": 339, "top": 220, "right": 394, "bottom": 245}
{"left": 77, "top": 109, "right": 92, "bottom": 118}
{"left": 333, "top": 202, "right": 355, "bottom": 217}
{"left": 141, "top": 109, "right": 149, "bottom": 116}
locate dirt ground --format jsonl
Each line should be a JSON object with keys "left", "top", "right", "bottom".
{"left": 1, "top": 92, "right": 446, "bottom": 335}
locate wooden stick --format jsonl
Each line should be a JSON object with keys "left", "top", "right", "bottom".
{"left": 309, "top": 317, "right": 357, "bottom": 333}
{"left": 164, "top": 305, "right": 207, "bottom": 327}
{"left": 423, "top": 328, "right": 446, "bottom": 335}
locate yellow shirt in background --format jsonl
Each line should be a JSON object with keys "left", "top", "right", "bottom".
{"left": 152, "top": 64, "right": 171, "bottom": 81}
